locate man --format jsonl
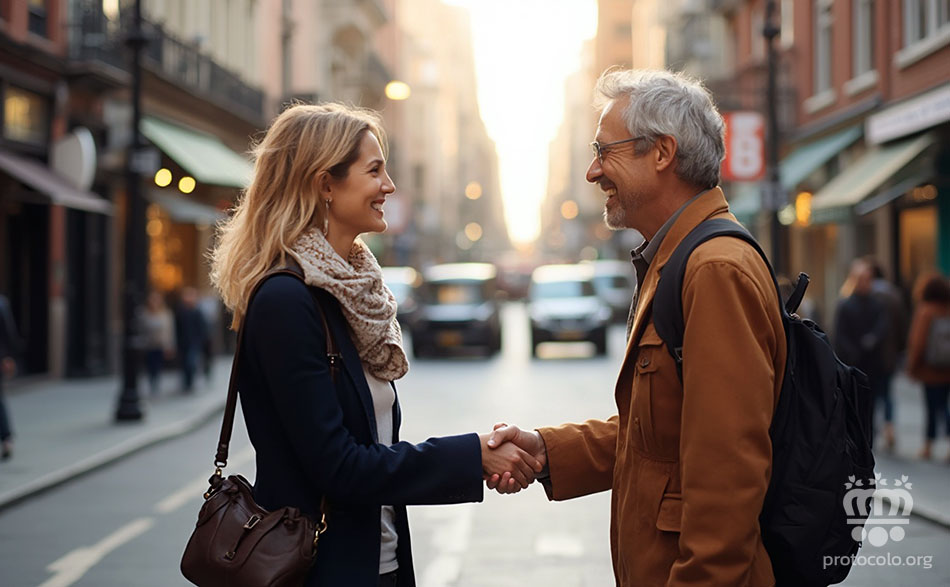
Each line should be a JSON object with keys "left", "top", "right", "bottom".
{"left": 0, "top": 293, "right": 19, "bottom": 460}
{"left": 864, "top": 256, "right": 907, "bottom": 451}
{"left": 488, "top": 69, "right": 787, "bottom": 586}
{"left": 834, "top": 259, "right": 889, "bottom": 444}
{"left": 175, "top": 287, "right": 207, "bottom": 393}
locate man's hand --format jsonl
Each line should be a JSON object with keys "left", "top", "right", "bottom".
{"left": 1, "top": 357, "right": 14, "bottom": 378}
{"left": 485, "top": 423, "right": 547, "bottom": 494}
{"left": 479, "top": 432, "right": 542, "bottom": 493}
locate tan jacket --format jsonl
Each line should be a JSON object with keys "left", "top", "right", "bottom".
{"left": 539, "top": 188, "right": 786, "bottom": 587}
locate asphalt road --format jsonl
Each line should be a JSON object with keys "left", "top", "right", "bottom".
{"left": 0, "top": 303, "right": 946, "bottom": 586}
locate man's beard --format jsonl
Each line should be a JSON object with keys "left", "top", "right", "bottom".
{"left": 604, "top": 191, "right": 638, "bottom": 230}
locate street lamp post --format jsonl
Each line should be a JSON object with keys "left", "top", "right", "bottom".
{"left": 115, "top": 0, "right": 148, "bottom": 422}
{"left": 763, "top": 0, "right": 784, "bottom": 275}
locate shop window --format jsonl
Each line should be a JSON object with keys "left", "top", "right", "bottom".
{"left": 899, "top": 205, "right": 937, "bottom": 291}
{"left": 3, "top": 86, "right": 48, "bottom": 145}
{"left": 28, "top": 0, "right": 47, "bottom": 38}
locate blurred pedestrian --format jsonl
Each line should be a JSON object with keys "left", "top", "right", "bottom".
{"left": 905, "top": 272, "right": 950, "bottom": 460}
{"left": 175, "top": 286, "right": 207, "bottom": 393}
{"left": 863, "top": 256, "right": 908, "bottom": 451}
{"left": 0, "top": 293, "right": 19, "bottom": 460}
{"left": 834, "top": 259, "right": 889, "bottom": 444}
{"left": 197, "top": 292, "right": 220, "bottom": 382}
{"left": 141, "top": 291, "right": 175, "bottom": 396}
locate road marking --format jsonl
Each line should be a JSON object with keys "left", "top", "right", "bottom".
{"left": 534, "top": 533, "right": 584, "bottom": 557}
{"left": 40, "top": 517, "right": 155, "bottom": 587}
{"left": 154, "top": 448, "right": 254, "bottom": 514}
{"left": 420, "top": 504, "right": 473, "bottom": 587}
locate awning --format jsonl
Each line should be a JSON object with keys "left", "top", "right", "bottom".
{"left": 141, "top": 117, "right": 252, "bottom": 188}
{"left": 780, "top": 125, "right": 863, "bottom": 191}
{"left": 728, "top": 182, "right": 761, "bottom": 227}
{"left": 146, "top": 189, "right": 225, "bottom": 225}
{"left": 0, "top": 150, "right": 113, "bottom": 215}
{"left": 810, "top": 133, "right": 935, "bottom": 222}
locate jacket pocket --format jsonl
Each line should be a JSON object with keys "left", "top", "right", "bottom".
{"left": 656, "top": 493, "right": 682, "bottom": 533}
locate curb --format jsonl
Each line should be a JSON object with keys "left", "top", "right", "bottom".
{"left": 0, "top": 395, "right": 227, "bottom": 513}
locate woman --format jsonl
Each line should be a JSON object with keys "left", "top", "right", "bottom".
{"left": 141, "top": 291, "right": 174, "bottom": 396}
{"left": 905, "top": 272, "right": 950, "bottom": 460}
{"left": 210, "top": 103, "right": 539, "bottom": 586}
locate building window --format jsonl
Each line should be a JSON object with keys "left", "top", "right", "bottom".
{"left": 853, "top": 0, "right": 875, "bottom": 76}
{"left": 903, "top": 0, "right": 950, "bottom": 46}
{"left": 28, "top": 0, "right": 47, "bottom": 37}
{"left": 3, "top": 85, "right": 48, "bottom": 145}
{"left": 780, "top": 0, "right": 795, "bottom": 48}
{"left": 814, "top": 0, "right": 834, "bottom": 95}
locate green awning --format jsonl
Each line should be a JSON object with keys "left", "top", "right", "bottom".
{"left": 141, "top": 117, "right": 252, "bottom": 188}
{"left": 810, "top": 133, "right": 935, "bottom": 223}
{"left": 780, "top": 125, "right": 863, "bottom": 190}
{"left": 728, "top": 182, "right": 761, "bottom": 227}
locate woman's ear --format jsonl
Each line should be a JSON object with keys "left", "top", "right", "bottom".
{"left": 315, "top": 171, "right": 332, "bottom": 198}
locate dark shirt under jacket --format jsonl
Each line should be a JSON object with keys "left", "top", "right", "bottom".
{"left": 239, "top": 275, "right": 483, "bottom": 587}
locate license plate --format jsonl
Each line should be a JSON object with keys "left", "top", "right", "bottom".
{"left": 555, "top": 330, "right": 584, "bottom": 341}
{"left": 437, "top": 331, "right": 463, "bottom": 346}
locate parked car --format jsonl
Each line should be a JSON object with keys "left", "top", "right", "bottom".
{"left": 528, "top": 264, "right": 611, "bottom": 357}
{"left": 584, "top": 259, "right": 637, "bottom": 323}
{"left": 381, "top": 266, "right": 422, "bottom": 325}
{"left": 410, "top": 263, "right": 502, "bottom": 357}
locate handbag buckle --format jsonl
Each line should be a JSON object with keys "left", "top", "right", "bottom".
{"left": 244, "top": 514, "right": 262, "bottom": 530}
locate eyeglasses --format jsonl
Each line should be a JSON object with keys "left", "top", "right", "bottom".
{"left": 589, "top": 136, "right": 648, "bottom": 163}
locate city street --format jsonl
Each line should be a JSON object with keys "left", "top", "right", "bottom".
{"left": 1, "top": 303, "right": 948, "bottom": 586}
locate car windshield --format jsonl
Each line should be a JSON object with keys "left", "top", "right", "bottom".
{"left": 593, "top": 275, "right": 629, "bottom": 290}
{"left": 422, "top": 281, "right": 487, "bottom": 305}
{"left": 532, "top": 280, "right": 595, "bottom": 299}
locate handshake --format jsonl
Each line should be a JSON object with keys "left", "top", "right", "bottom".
{"left": 478, "top": 423, "right": 547, "bottom": 494}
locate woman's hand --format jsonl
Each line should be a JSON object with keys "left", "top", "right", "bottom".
{"left": 479, "top": 433, "right": 542, "bottom": 493}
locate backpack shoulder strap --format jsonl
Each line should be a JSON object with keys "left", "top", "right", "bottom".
{"left": 653, "top": 218, "right": 788, "bottom": 381}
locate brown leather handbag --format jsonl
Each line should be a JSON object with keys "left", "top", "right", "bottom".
{"left": 181, "top": 268, "right": 339, "bottom": 587}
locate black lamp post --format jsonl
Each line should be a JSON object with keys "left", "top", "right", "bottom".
{"left": 763, "top": 0, "right": 784, "bottom": 275}
{"left": 115, "top": 0, "right": 148, "bottom": 422}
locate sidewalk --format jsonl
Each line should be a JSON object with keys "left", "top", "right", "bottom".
{"left": 871, "top": 371, "right": 950, "bottom": 528}
{"left": 0, "top": 356, "right": 232, "bottom": 512}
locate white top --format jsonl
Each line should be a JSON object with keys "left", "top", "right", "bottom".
{"left": 362, "top": 366, "right": 399, "bottom": 575}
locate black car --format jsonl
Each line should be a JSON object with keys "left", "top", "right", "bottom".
{"left": 409, "top": 263, "right": 502, "bottom": 357}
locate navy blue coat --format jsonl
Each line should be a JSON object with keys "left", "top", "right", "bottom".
{"left": 238, "top": 274, "right": 483, "bottom": 586}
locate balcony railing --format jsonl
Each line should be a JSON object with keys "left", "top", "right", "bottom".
{"left": 68, "top": 2, "right": 264, "bottom": 123}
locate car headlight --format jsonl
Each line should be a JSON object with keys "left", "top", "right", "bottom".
{"left": 592, "top": 306, "right": 612, "bottom": 323}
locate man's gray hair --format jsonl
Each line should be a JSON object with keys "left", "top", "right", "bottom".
{"left": 595, "top": 69, "right": 725, "bottom": 188}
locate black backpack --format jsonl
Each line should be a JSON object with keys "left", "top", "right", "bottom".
{"left": 652, "top": 218, "right": 875, "bottom": 587}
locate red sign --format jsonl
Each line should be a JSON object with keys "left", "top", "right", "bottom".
{"left": 722, "top": 111, "right": 765, "bottom": 182}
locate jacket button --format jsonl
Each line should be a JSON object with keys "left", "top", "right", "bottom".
{"left": 633, "top": 417, "right": 640, "bottom": 427}
{"left": 639, "top": 357, "right": 650, "bottom": 368}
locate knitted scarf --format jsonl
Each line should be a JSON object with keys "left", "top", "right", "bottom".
{"left": 290, "top": 228, "right": 409, "bottom": 381}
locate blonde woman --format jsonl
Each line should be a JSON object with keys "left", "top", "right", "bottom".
{"left": 210, "top": 103, "right": 539, "bottom": 587}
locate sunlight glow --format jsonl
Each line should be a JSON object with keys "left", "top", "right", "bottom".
{"left": 446, "top": 0, "right": 598, "bottom": 244}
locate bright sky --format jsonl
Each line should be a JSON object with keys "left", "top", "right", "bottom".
{"left": 444, "top": 0, "right": 598, "bottom": 245}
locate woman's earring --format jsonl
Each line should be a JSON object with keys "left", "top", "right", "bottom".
{"left": 322, "top": 199, "right": 331, "bottom": 236}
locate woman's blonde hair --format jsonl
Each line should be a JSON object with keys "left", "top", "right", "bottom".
{"left": 210, "top": 102, "right": 387, "bottom": 329}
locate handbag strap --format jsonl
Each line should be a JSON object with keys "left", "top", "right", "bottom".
{"left": 213, "top": 266, "right": 340, "bottom": 469}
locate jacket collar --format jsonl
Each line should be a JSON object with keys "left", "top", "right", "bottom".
{"left": 624, "top": 187, "right": 733, "bottom": 355}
